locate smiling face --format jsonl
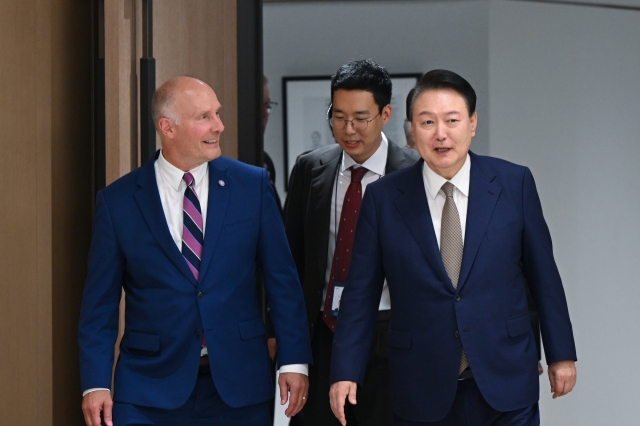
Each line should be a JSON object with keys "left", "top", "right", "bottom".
{"left": 411, "top": 88, "right": 477, "bottom": 179}
{"left": 331, "top": 89, "right": 391, "bottom": 164}
{"left": 159, "top": 78, "right": 224, "bottom": 171}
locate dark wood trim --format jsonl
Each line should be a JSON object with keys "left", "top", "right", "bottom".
{"left": 236, "top": 0, "right": 263, "bottom": 167}
{"left": 93, "top": 0, "right": 106, "bottom": 195}
{"left": 140, "top": 0, "right": 156, "bottom": 164}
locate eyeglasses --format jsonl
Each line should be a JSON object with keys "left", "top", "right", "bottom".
{"left": 328, "top": 112, "right": 380, "bottom": 131}
{"left": 263, "top": 101, "right": 278, "bottom": 115}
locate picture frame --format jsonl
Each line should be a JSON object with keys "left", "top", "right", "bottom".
{"left": 282, "top": 73, "right": 421, "bottom": 190}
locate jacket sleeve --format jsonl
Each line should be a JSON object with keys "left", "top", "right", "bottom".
{"left": 330, "top": 187, "right": 386, "bottom": 385}
{"left": 78, "top": 191, "right": 124, "bottom": 392}
{"left": 520, "top": 167, "right": 577, "bottom": 364}
{"left": 258, "top": 169, "right": 313, "bottom": 366}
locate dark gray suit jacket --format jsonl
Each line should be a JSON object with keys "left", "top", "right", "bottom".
{"left": 284, "top": 142, "right": 420, "bottom": 335}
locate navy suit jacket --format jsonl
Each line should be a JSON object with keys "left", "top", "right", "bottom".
{"left": 79, "top": 153, "right": 312, "bottom": 410}
{"left": 330, "top": 152, "right": 576, "bottom": 422}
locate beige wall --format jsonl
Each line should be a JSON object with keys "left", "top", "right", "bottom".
{"left": 0, "top": 0, "right": 92, "bottom": 424}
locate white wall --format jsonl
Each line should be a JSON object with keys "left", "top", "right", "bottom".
{"left": 265, "top": 1, "right": 640, "bottom": 424}
{"left": 489, "top": 1, "right": 640, "bottom": 424}
{"left": 263, "top": 0, "right": 490, "bottom": 199}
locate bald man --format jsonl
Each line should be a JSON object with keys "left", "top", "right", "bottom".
{"left": 78, "top": 76, "right": 312, "bottom": 426}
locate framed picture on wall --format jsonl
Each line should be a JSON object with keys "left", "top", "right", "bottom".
{"left": 282, "top": 73, "right": 421, "bottom": 190}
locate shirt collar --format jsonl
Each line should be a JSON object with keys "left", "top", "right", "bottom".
{"left": 157, "top": 150, "right": 209, "bottom": 191}
{"left": 423, "top": 153, "right": 471, "bottom": 200}
{"left": 342, "top": 132, "right": 389, "bottom": 176}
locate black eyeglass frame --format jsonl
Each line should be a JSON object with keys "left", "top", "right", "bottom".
{"left": 326, "top": 103, "right": 381, "bottom": 131}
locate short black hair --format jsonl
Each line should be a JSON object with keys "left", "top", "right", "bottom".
{"left": 330, "top": 59, "right": 392, "bottom": 114}
{"left": 406, "top": 69, "right": 476, "bottom": 121}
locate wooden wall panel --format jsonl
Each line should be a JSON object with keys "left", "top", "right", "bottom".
{"left": 0, "top": 1, "right": 42, "bottom": 424}
{"left": 0, "top": 0, "right": 91, "bottom": 424}
{"left": 50, "top": 0, "right": 93, "bottom": 423}
{"left": 105, "top": 0, "right": 139, "bottom": 184}
{"left": 35, "top": 0, "right": 54, "bottom": 423}
{"left": 153, "top": 0, "right": 239, "bottom": 159}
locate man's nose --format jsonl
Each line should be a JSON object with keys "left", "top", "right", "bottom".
{"left": 212, "top": 117, "right": 225, "bottom": 133}
{"left": 344, "top": 121, "right": 357, "bottom": 134}
{"left": 435, "top": 123, "right": 446, "bottom": 140}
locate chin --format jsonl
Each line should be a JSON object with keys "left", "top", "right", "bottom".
{"left": 206, "top": 147, "right": 222, "bottom": 160}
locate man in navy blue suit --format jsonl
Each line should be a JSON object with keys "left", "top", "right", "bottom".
{"left": 329, "top": 70, "right": 577, "bottom": 425}
{"left": 79, "top": 76, "right": 312, "bottom": 426}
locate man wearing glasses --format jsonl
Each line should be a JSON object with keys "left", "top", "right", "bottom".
{"left": 262, "top": 76, "right": 283, "bottom": 215}
{"left": 284, "top": 59, "right": 419, "bottom": 426}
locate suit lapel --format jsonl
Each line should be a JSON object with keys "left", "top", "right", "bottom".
{"left": 309, "top": 146, "right": 342, "bottom": 276}
{"left": 134, "top": 156, "right": 198, "bottom": 286}
{"left": 394, "top": 161, "right": 452, "bottom": 288}
{"left": 198, "top": 159, "right": 232, "bottom": 281}
{"left": 457, "top": 154, "right": 501, "bottom": 291}
{"left": 385, "top": 142, "right": 415, "bottom": 174}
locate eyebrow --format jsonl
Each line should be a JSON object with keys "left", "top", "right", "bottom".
{"left": 333, "top": 108, "right": 370, "bottom": 115}
{"left": 417, "top": 110, "right": 460, "bottom": 116}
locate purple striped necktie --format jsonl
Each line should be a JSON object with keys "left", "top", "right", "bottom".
{"left": 182, "top": 173, "right": 204, "bottom": 280}
{"left": 182, "top": 173, "right": 206, "bottom": 350}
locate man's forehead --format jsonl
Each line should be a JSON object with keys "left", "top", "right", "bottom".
{"left": 415, "top": 89, "right": 468, "bottom": 114}
{"left": 332, "top": 89, "right": 377, "bottom": 112}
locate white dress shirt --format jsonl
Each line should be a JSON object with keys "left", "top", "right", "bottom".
{"left": 422, "top": 154, "right": 471, "bottom": 248}
{"left": 323, "top": 134, "right": 391, "bottom": 311}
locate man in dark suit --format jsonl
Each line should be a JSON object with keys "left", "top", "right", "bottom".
{"left": 330, "top": 70, "right": 577, "bottom": 425}
{"left": 78, "top": 76, "right": 312, "bottom": 426}
{"left": 284, "top": 59, "right": 420, "bottom": 426}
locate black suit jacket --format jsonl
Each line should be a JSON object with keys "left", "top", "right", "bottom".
{"left": 284, "top": 142, "right": 420, "bottom": 335}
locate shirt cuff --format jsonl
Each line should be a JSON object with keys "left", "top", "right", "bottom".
{"left": 279, "top": 364, "right": 308, "bottom": 375}
{"left": 82, "top": 388, "right": 110, "bottom": 397}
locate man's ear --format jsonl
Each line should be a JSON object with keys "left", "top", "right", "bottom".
{"left": 470, "top": 112, "right": 478, "bottom": 137}
{"left": 158, "top": 117, "right": 175, "bottom": 139}
{"left": 381, "top": 104, "right": 393, "bottom": 125}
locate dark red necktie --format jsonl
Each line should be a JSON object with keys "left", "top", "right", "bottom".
{"left": 323, "top": 166, "right": 368, "bottom": 331}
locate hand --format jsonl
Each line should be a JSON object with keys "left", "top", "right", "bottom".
{"left": 82, "top": 390, "right": 113, "bottom": 426}
{"left": 278, "top": 372, "right": 309, "bottom": 418}
{"left": 538, "top": 361, "right": 544, "bottom": 376}
{"left": 548, "top": 360, "right": 576, "bottom": 399}
{"left": 268, "top": 338, "right": 277, "bottom": 361}
{"left": 329, "top": 381, "right": 357, "bottom": 426}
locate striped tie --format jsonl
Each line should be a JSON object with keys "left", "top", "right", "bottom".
{"left": 182, "top": 172, "right": 203, "bottom": 281}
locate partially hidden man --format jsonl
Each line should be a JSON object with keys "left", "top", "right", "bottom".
{"left": 284, "top": 59, "right": 420, "bottom": 425}
{"left": 78, "top": 76, "right": 312, "bottom": 426}
{"left": 330, "top": 70, "right": 576, "bottom": 426}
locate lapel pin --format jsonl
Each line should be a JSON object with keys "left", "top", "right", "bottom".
{"left": 218, "top": 180, "right": 225, "bottom": 187}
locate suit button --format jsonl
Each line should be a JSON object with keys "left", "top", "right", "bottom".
{"left": 455, "top": 295, "right": 461, "bottom": 302}
{"left": 198, "top": 291, "right": 203, "bottom": 298}
{"left": 454, "top": 331, "right": 460, "bottom": 338}
{"left": 195, "top": 328, "right": 201, "bottom": 337}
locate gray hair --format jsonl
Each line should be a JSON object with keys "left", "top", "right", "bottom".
{"left": 151, "top": 82, "right": 181, "bottom": 131}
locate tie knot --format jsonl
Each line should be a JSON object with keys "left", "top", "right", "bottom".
{"left": 350, "top": 166, "right": 367, "bottom": 183}
{"left": 442, "top": 181, "right": 455, "bottom": 198}
{"left": 183, "top": 172, "right": 195, "bottom": 188}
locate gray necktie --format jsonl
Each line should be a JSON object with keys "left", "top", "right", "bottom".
{"left": 440, "top": 182, "right": 469, "bottom": 374}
